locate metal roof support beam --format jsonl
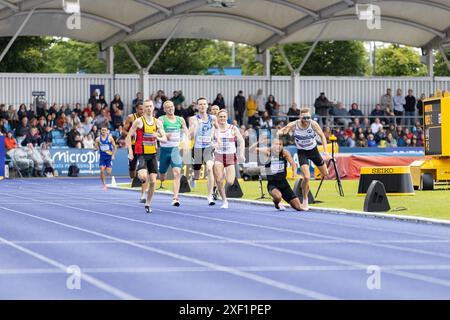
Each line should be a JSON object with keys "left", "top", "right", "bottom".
{"left": 268, "top": 0, "right": 319, "bottom": 19}
{"left": 439, "top": 46, "right": 450, "bottom": 74}
{"left": 296, "top": 20, "right": 329, "bottom": 74}
{"left": 0, "top": 0, "right": 51, "bottom": 19}
{"left": 144, "top": 18, "right": 181, "bottom": 72}
{"left": 101, "top": 0, "right": 208, "bottom": 50}
{"left": 0, "top": 0, "right": 18, "bottom": 11}
{"left": 277, "top": 45, "right": 294, "bottom": 73}
{"left": 0, "top": 9, "right": 34, "bottom": 64}
{"left": 121, "top": 43, "right": 142, "bottom": 71}
{"left": 132, "top": 0, "right": 171, "bottom": 15}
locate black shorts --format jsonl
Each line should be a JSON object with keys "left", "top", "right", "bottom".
{"left": 137, "top": 154, "right": 158, "bottom": 174}
{"left": 297, "top": 147, "right": 324, "bottom": 167}
{"left": 267, "top": 179, "right": 298, "bottom": 203}
{"left": 129, "top": 145, "right": 138, "bottom": 171}
{"left": 192, "top": 147, "right": 214, "bottom": 171}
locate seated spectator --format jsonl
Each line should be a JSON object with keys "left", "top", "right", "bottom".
{"left": 174, "top": 104, "right": 187, "bottom": 119}
{"left": 90, "top": 125, "right": 99, "bottom": 139}
{"left": 82, "top": 133, "right": 95, "bottom": 149}
{"left": 37, "top": 117, "right": 53, "bottom": 144}
{"left": 397, "top": 134, "right": 406, "bottom": 147}
{"left": 370, "top": 104, "right": 385, "bottom": 120}
{"left": 248, "top": 110, "right": 260, "bottom": 128}
{"left": 21, "top": 127, "right": 42, "bottom": 147}
{"left": 212, "top": 93, "right": 226, "bottom": 110}
{"left": 383, "top": 106, "right": 395, "bottom": 125}
{"left": 132, "top": 92, "right": 143, "bottom": 113}
{"left": 352, "top": 117, "right": 361, "bottom": 132}
{"left": 171, "top": 90, "right": 185, "bottom": 106}
{"left": 88, "top": 91, "right": 98, "bottom": 107}
{"left": 331, "top": 102, "right": 350, "bottom": 128}
{"left": 82, "top": 104, "right": 94, "bottom": 118}
{"left": 67, "top": 127, "right": 83, "bottom": 149}
{"left": 355, "top": 133, "right": 367, "bottom": 147}
{"left": 48, "top": 103, "right": 58, "bottom": 116}
{"left": 349, "top": 103, "right": 364, "bottom": 118}
{"left": 4, "top": 131, "right": 17, "bottom": 151}
{"left": 271, "top": 103, "right": 285, "bottom": 125}
{"left": 7, "top": 105, "right": 19, "bottom": 130}
{"left": 94, "top": 109, "right": 109, "bottom": 128}
{"left": 93, "top": 102, "right": 102, "bottom": 117}
{"left": 259, "top": 111, "right": 273, "bottom": 129}
{"left": 17, "top": 104, "right": 28, "bottom": 120}
{"left": 16, "top": 116, "right": 31, "bottom": 140}
{"left": 367, "top": 134, "right": 377, "bottom": 147}
{"left": 110, "top": 94, "right": 124, "bottom": 110}
{"left": 394, "top": 125, "right": 403, "bottom": 140}
{"left": 287, "top": 103, "right": 300, "bottom": 122}
{"left": 111, "top": 105, "right": 124, "bottom": 129}
{"left": 98, "top": 95, "right": 108, "bottom": 108}
{"left": 370, "top": 118, "right": 383, "bottom": 134}
{"left": 0, "top": 118, "right": 12, "bottom": 134}
{"left": 0, "top": 104, "right": 8, "bottom": 120}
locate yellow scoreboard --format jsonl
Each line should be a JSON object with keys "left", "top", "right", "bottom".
{"left": 423, "top": 96, "right": 450, "bottom": 156}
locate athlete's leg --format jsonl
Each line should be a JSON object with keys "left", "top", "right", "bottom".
{"left": 213, "top": 161, "right": 226, "bottom": 201}
{"left": 289, "top": 198, "right": 304, "bottom": 211}
{"left": 317, "top": 163, "right": 329, "bottom": 178}
{"left": 269, "top": 188, "right": 283, "bottom": 206}
{"left": 224, "top": 164, "right": 236, "bottom": 186}
{"left": 172, "top": 167, "right": 181, "bottom": 201}
{"left": 205, "top": 159, "right": 215, "bottom": 199}
{"left": 146, "top": 173, "right": 157, "bottom": 206}
{"left": 100, "top": 166, "right": 107, "bottom": 189}
{"left": 300, "top": 164, "right": 311, "bottom": 210}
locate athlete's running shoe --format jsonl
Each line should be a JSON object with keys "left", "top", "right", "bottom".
{"left": 102, "top": 185, "right": 107, "bottom": 192}
{"left": 221, "top": 201, "right": 229, "bottom": 209}
{"left": 208, "top": 195, "right": 215, "bottom": 206}
{"left": 140, "top": 196, "right": 146, "bottom": 203}
{"left": 212, "top": 187, "right": 218, "bottom": 201}
{"left": 302, "top": 198, "right": 309, "bottom": 211}
{"left": 145, "top": 206, "right": 152, "bottom": 214}
{"left": 172, "top": 198, "right": 180, "bottom": 207}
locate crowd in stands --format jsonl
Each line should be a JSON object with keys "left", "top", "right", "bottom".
{"left": 0, "top": 87, "right": 428, "bottom": 152}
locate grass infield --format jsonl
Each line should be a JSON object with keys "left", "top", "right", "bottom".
{"left": 118, "top": 179, "right": 450, "bottom": 220}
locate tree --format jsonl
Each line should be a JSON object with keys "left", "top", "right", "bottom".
{"left": 374, "top": 44, "right": 427, "bottom": 76}
{"left": 43, "top": 39, "right": 105, "bottom": 73}
{"left": 270, "top": 41, "right": 369, "bottom": 76}
{"left": 0, "top": 37, "right": 52, "bottom": 73}
{"left": 434, "top": 49, "right": 450, "bottom": 77}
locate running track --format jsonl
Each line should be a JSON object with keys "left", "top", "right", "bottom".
{"left": 1, "top": 178, "right": 450, "bottom": 300}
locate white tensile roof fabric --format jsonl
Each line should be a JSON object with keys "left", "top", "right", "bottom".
{"left": 0, "top": 0, "right": 449, "bottom": 50}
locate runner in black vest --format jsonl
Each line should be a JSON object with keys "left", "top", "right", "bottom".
{"left": 250, "top": 138, "right": 304, "bottom": 211}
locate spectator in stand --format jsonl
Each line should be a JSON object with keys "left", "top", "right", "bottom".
{"left": 185, "top": 102, "right": 196, "bottom": 119}
{"left": 256, "top": 89, "right": 266, "bottom": 116}
{"left": 8, "top": 105, "right": 19, "bottom": 130}
{"left": 248, "top": 110, "right": 260, "bottom": 128}
{"left": 370, "top": 104, "right": 385, "bottom": 120}
{"left": 367, "top": 134, "right": 377, "bottom": 147}
{"left": 67, "top": 127, "right": 83, "bottom": 149}
{"left": 394, "top": 125, "right": 403, "bottom": 140}
{"left": 93, "top": 102, "right": 102, "bottom": 117}
{"left": 233, "top": 90, "right": 246, "bottom": 126}
{"left": 67, "top": 112, "right": 81, "bottom": 129}
{"left": 376, "top": 127, "right": 387, "bottom": 143}
{"left": 259, "top": 111, "right": 273, "bottom": 129}
{"left": 370, "top": 118, "right": 383, "bottom": 134}
{"left": 393, "top": 88, "right": 406, "bottom": 125}
{"left": 384, "top": 105, "right": 395, "bottom": 125}
{"left": 287, "top": 103, "right": 300, "bottom": 122}
{"left": 37, "top": 117, "right": 52, "bottom": 144}
{"left": 4, "top": 131, "right": 17, "bottom": 151}
{"left": 171, "top": 90, "right": 185, "bottom": 106}
{"left": 265, "top": 95, "right": 276, "bottom": 115}
{"left": 88, "top": 91, "right": 98, "bottom": 107}
{"left": 386, "top": 132, "right": 397, "bottom": 148}
{"left": 90, "top": 125, "right": 99, "bottom": 139}
{"left": 132, "top": 92, "right": 143, "bottom": 113}
{"left": 46, "top": 113, "right": 56, "bottom": 129}
{"left": 111, "top": 105, "right": 123, "bottom": 129}
{"left": 48, "top": 103, "right": 58, "bottom": 116}
{"left": 331, "top": 102, "right": 350, "bottom": 128}
{"left": 73, "top": 103, "right": 82, "bottom": 117}
{"left": 272, "top": 103, "right": 285, "bottom": 125}
{"left": 352, "top": 117, "right": 361, "bottom": 132}
{"left": 21, "top": 127, "right": 42, "bottom": 147}
{"left": 81, "top": 115, "right": 93, "bottom": 136}
{"left": 83, "top": 103, "right": 94, "bottom": 118}
{"left": 153, "top": 93, "right": 163, "bottom": 113}
{"left": 0, "top": 104, "right": 8, "bottom": 120}
{"left": 212, "top": 93, "right": 226, "bottom": 110}
{"left": 110, "top": 94, "right": 124, "bottom": 111}
{"left": 64, "top": 104, "right": 72, "bottom": 117}
{"left": 349, "top": 103, "right": 364, "bottom": 119}
{"left": 98, "top": 95, "right": 108, "bottom": 108}
{"left": 404, "top": 89, "right": 416, "bottom": 129}
{"left": 380, "top": 88, "right": 393, "bottom": 110}
{"left": 82, "top": 133, "right": 95, "bottom": 149}
{"left": 16, "top": 116, "right": 30, "bottom": 140}
{"left": 18, "top": 104, "right": 27, "bottom": 119}
{"left": 94, "top": 108, "right": 109, "bottom": 128}
{"left": 174, "top": 103, "right": 186, "bottom": 119}
{"left": 416, "top": 93, "right": 426, "bottom": 124}
{"left": 314, "top": 92, "right": 334, "bottom": 126}
{"left": 246, "top": 94, "right": 257, "bottom": 120}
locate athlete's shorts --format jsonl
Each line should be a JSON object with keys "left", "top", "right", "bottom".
{"left": 129, "top": 145, "right": 138, "bottom": 172}
{"left": 297, "top": 147, "right": 324, "bottom": 167}
{"left": 159, "top": 147, "right": 182, "bottom": 174}
{"left": 137, "top": 154, "right": 158, "bottom": 174}
{"left": 192, "top": 146, "right": 214, "bottom": 171}
{"left": 267, "top": 178, "right": 298, "bottom": 203}
{"left": 99, "top": 156, "right": 112, "bottom": 168}
{"left": 214, "top": 153, "right": 237, "bottom": 168}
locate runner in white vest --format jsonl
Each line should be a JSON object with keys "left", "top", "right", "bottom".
{"left": 278, "top": 108, "right": 329, "bottom": 210}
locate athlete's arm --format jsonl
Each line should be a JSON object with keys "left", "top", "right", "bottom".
{"left": 234, "top": 126, "right": 246, "bottom": 162}
{"left": 311, "top": 121, "right": 329, "bottom": 155}
{"left": 283, "top": 149, "right": 298, "bottom": 179}
{"left": 249, "top": 142, "right": 270, "bottom": 157}
{"left": 278, "top": 121, "right": 296, "bottom": 136}
{"left": 109, "top": 135, "right": 117, "bottom": 160}
{"left": 122, "top": 114, "right": 134, "bottom": 137}
{"left": 126, "top": 118, "right": 142, "bottom": 160}
{"left": 94, "top": 137, "right": 100, "bottom": 151}
{"left": 180, "top": 117, "right": 190, "bottom": 149}
{"left": 155, "top": 119, "right": 167, "bottom": 143}
{"left": 188, "top": 116, "right": 198, "bottom": 140}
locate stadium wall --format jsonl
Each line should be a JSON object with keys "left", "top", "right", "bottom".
{"left": 1, "top": 73, "right": 449, "bottom": 116}
{"left": 0, "top": 136, "right": 4, "bottom": 179}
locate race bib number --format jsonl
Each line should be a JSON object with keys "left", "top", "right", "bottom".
{"left": 270, "top": 160, "right": 284, "bottom": 173}
{"left": 100, "top": 145, "right": 110, "bottom": 152}
{"left": 198, "top": 136, "right": 211, "bottom": 143}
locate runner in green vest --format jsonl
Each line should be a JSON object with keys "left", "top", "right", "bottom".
{"left": 158, "top": 101, "right": 190, "bottom": 206}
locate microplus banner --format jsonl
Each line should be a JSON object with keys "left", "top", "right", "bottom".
{"left": 50, "top": 148, "right": 129, "bottom": 176}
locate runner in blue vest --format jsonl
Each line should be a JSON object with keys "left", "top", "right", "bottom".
{"left": 95, "top": 126, "right": 117, "bottom": 191}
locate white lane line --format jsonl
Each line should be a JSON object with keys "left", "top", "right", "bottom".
{"left": 0, "top": 205, "right": 337, "bottom": 300}
{"left": 3, "top": 264, "right": 450, "bottom": 275}
{"left": 0, "top": 234, "right": 138, "bottom": 300}
{"left": 4, "top": 194, "right": 450, "bottom": 292}
{"left": 2, "top": 239, "right": 450, "bottom": 245}
{"left": 10, "top": 182, "right": 450, "bottom": 241}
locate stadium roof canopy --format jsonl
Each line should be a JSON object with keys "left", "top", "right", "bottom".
{"left": 0, "top": 0, "right": 449, "bottom": 52}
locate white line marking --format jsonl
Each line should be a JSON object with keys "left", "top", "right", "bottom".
{"left": 0, "top": 205, "right": 337, "bottom": 300}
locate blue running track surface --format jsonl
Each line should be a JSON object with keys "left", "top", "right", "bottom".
{"left": 1, "top": 178, "right": 450, "bottom": 300}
